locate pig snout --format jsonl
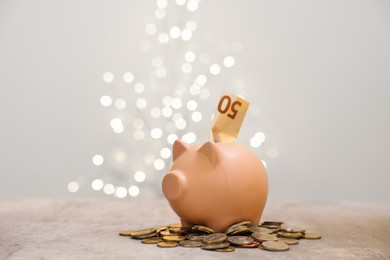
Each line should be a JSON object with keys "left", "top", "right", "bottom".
{"left": 162, "top": 171, "right": 187, "bottom": 201}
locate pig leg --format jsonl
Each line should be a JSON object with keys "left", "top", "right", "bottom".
{"left": 180, "top": 219, "right": 193, "bottom": 229}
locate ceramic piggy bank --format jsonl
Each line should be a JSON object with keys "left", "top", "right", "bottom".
{"left": 162, "top": 140, "right": 268, "bottom": 232}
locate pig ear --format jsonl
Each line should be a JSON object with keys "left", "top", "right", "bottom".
{"left": 173, "top": 140, "right": 188, "bottom": 161}
{"left": 197, "top": 142, "right": 219, "bottom": 166}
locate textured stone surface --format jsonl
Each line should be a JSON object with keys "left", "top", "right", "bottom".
{"left": 1, "top": 198, "right": 389, "bottom": 259}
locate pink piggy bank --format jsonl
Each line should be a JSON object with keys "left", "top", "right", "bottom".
{"left": 162, "top": 140, "right": 268, "bottom": 232}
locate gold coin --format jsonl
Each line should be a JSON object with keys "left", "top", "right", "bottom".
{"left": 141, "top": 237, "right": 163, "bottom": 244}
{"left": 277, "top": 238, "right": 299, "bottom": 245}
{"left": 154, "top": 226, "right": 168, "bottom": 233}
{"left": 168, "top": 223, "right": 182, "bottom": 228}
{"left": 241, "top": 241, "right": 261, "bottom": 248}
{"left": 228, "top": 221, "right": 251, "bottom": 230}
{"left": 163, "top": 235, "right": 186, "bottom": 242}
{"left": 215, "top": 246, "right": 235, "bottom": 252}
{"left": 277, "top": 231, "right": 303, "bottom": 239}
{"left": 131, "top": 228, "right": 158, "bottom": 239}
{"left": 192, "top": 225, "right": 215, "bottom": 234}
{"left": 202, "top": 233, "right": 227, "bottom": 244}
{"left": 201, "top": 242, "right": 230, "bottom": 250}
{"left": 249, "top": 226, "right": 273, "bottom": 234}
{"left": 157, "top": 241, "right": 178, "bottom": 248}
{"left": 251, "top": 232, "right": 277, "bottom": 242}
{"left": 260, "top": 224, "right": 281, "bottom": 229}
{"left": 186, "top": 234, "right": 207, "bottom": 241}
{"left": 281, "top": 227, "right": 306, "bottom": 233}
{"left": 227, "top": 225, "right": 251, "bottom": 235}
{"left": 160, "top": 230, "right": 175, "bottom": 236}
{"left": 303, "top": 233, "right": 321, "bottom": 240}
{"left": 179, "top": 240, "right": 202, "bottom": 248}
{"left": 118, "top": 230, "right": 136, "bottom": 236}
{"left": 227, "top": 236, "right": 254, "bottom": 246}
{"left": 261, "top": 241, "right": 290, "bottom": 252}
{"left": 262, "top": 221, "right": 284, "bottom": 226}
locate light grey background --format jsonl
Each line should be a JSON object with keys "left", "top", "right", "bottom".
{"left": 0, "top": 0, "right": 389, "bottom": 201}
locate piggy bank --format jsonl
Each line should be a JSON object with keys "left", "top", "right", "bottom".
{"left": 161, "top": 140, "right": 268, "bottom": 232}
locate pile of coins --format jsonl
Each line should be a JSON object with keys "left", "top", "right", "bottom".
{"left": 119, "top": 220, "right": 321, "bottom": 253}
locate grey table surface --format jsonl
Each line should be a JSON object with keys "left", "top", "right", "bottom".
{"left": 0, "top": 198, "right": 389, "bottom": 260}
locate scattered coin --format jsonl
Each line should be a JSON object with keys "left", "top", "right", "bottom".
{"left": 251, "top": 232, "right": 277, "bottom": 242}
{"left": 241, "top": 241, "right": 261, "bottom": 248}
{"left": 249, "top": 226, "right": 273, "bottom": 234}
{"left": 119, "top": 230, "right": 136, "bottom": 236}
{"left": 192, "top": 225, "right": 215, "bottom": 234}
{"left": 179, "top": 240, "right": 203, "bottom": 248}
{"left": 163, "top": 235, "right": 186, "bottom": 242}
{"left": 201, "top": 242, "right": 230, "bottom": 250}
{"left": 227, "top": 236, "right": 254, "bottom": 246}
{"left": 303, "top": 233, "right": 321, "bottom": 240}
{"left": 281, "top": 227, "right": 306, "bottom": 233}
{"left": 141, "top": 237, "right": 163, "bottom": 244}
{"left": 261, "top": 241, "right": 290, "bottom": 252}
{"left": 215, "top": 246, "right": 236, "bottom": 252}
{"left": 202, "top": 233, "right": 227, "bottom": 244}
{"left": 157, "top": 241, "right": 179, "bottom": 248}
{"left": 277, "top": 238, "right": 299, "bottom": 245}
{"left": 121, "top": 220, "right": 321, "bottom": 253}
{"left": 278, "top": 231, "right": 303, "bottom": 239}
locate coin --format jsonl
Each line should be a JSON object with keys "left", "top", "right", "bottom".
{"left": 277, "top": 231, "right": 303, "bottom": 239}
{"left": 160, "top": 230, "right": 175, "bottom": 236}
{"left": 202, "top": 233, "right": 227, "bottom": 244}
{"left": 227, "top": 236, "right": 254, "bottom": 246}
{"left": 163, "top": 235, "right": 186, "bottom": 242}
{"left": 281, "top": 227, "right": 306, "bottom": 233}
{"left": 262, "top": 221, "right": 284, "bottom": 226}
{"left": 277, "top": 238, "right": 299, "bottom": 245}
{"left": 303, "top": 233, "right": 321, "bottom": 240}
{"left": 241, "top": 241, "right": 261, "bottom": 248}
{"left": 260, "top": 224, "right": 281, "bottom": 229}
{"left": 227, "top": 225, "right": 251, "bottom": 235}
{"left": 201, "top": 242, "right": 230, "bottom": 250}
{"left": 228, "top": 221, "right": 251, "bottom": 230}
{"left": 179, "top": 240, "right": 203, "bottom": 248}
{"left": 249, "top": 226, "right": 273, "bottom": 234}
{"left": 215, "top": 246, "right": 235, "bottom": 252}
{"left": 192, "top": 225, "right": 214, "bottom": 234}
{"left": 131, "top": 228, "right": 158, "bottom": 239}
{"left": 168, "top": 223, "right": 182, "bottom": 228}
{"left": 186, "top": 234, "right": 207, "bottom": 241}
{"left": 157, "top": 241, "right": 178, "bottom": 248}
{"left": 154, "top": 226, "right": 168, "bottom": 233}
{"left": 141, "top": 237, "right": 163, "bottom": 244}
{"left": 261, "top": 241, "right": 290, "bottom": 252}
{"left": 119, "top": 230, "right": 136, "bottom": 236}
{"left": 251, "top": 232, "right": 277, "bottom": 242}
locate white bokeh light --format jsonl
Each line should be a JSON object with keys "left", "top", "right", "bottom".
{"left": 155, "top": 8, "right": 166, "bottom": 19}
{"left": 210, "top": 64, "right": 221, "bottom": 75}
{"left": 123, "top": 72, "right": 134, "bottom": 83}
{"left": 136, "top": 98, "right": 147, "bottom": 109}
{"left": 196, "top": 74, "right": 207, "bottom": 86}
{"left": 150, "top": 107, "right": 161, "bottom": 118}
{"left": 182, "top": 132, "right": 197, "bottom": 144}
{"left": 158, "top": 33, "right": 170, "bottom": 44}
{"left": 186, "top": 100, "right": 197, "bottom": 111}
{"left": 169, "top": 26, "right": 181, "bottom": 39}
{"left": 155, "top": 67, "right": 167, "bottom": 78}
{"left": 186, "top": 20, "right": 197, "bottom": 31}
{"left": 103, "top": 183, "right": 115, "bottom": 195}
{"left": 187, "top": 0, "right": 199, "bottom": 12}
{"left": 134, "top": 83, "right": 145, "bottom": 93}
{"left": 114, "top": 99, "right": 126, "bottom": 110}
{"left": 176, "top": 0, "right": 186, "bottom": 6}
{"left": 145, "top": 24, "right": 157, "bottom": 35}
{"left": 103, "top": 72, "right": 114, "bottom": 83}
{"left": 250, "top": 132, "right": 266, "bottom": 148}
{"left": 115, "top": 187, "right": 128, "bottom": 198}
{"left": 181, "top": 62, "right": 192, "bottom": 73}
{"left": 185, "top": 51, "right": 196, "bottom": 62}
{"left": 171, "top": 98, "right": 183, "bottom": 109}
{"left": 223, "top": 56, "right": 235, "bottom": 68}
{"left": 181, "top": 29, "right": 192, "bottom": 41}
{"left": 162, "top": 106, "right": 173, "bottom": 117}
{"left": 151, "top": 128, "right": 163, "bottom": 139}
{"left": 67, "top": 181, "right": 79, "bottom": 193}
{"left": 134, "top": 171, "right": 146, "bottom": 183}
{"left": 128, "top": 185, "right": 140, "bottom": 197}
{"left": 160, "top": 147, "right": 171, "bottom": 159}
{"left": 100, "top": 95, "right": 112, "bottom": 107}
{"left": 91, "top": 179, "right": 104, "bottom": 191}
{"left": 157, "top": 0, "right": 168, "bottom": 9}
{"left": 92, "top": 154, "right": 104, "bottom": 166}
{"left": 189, "top": 84, "right": 200, "bottom": 95}
{"left": 192, "top": 111, "right": 202, "bottom": 122}
{"left": 175, "top": 118, "right": 187, "bottom": 129}
{"left": 154, "top": 159, "right": 165, "bottom": 170}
